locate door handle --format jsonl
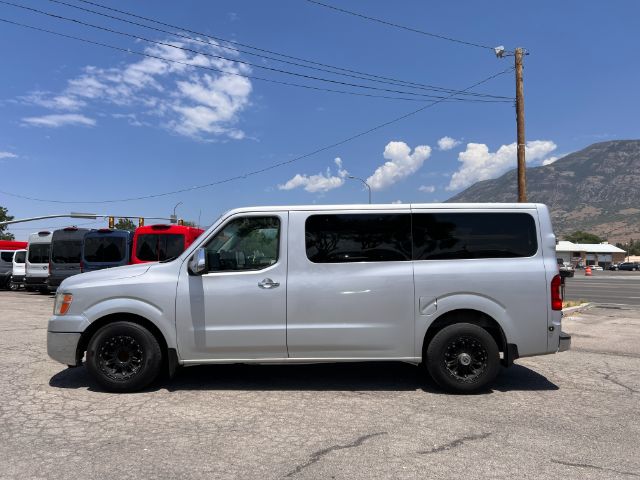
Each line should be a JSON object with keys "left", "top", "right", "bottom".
{"left": 258, "top": 278, "right": 280, "bottom": 289}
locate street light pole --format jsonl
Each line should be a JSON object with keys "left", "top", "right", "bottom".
{"left": 347, "top": 176, "right": 371, "bottom": 204}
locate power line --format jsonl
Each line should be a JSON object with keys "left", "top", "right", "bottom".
{"left": 0, "top": 16, "right": 510, "bottom": 106}
{"left": 45, "top": 0, "right": 509, "bottom": 100}
{"left": 0, "top": 2, "right": 511, "bottom": 103}
{"left": 0, "top": 67, "right": 513, "bottom": 204}
{"left": 305, "top": 0, "right": 496, "bottom": 51}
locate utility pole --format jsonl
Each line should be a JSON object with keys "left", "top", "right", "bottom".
{"left": 515, "top": 47, "right": 527, "bottom": 202}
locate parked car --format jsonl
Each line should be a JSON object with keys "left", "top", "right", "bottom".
{"left": 48, "top": 203, "right": 570, "bottom": 394}
{"left": 47, "top": 227, "right": 92, "bottom": 292}
{"left": 26, "top": 231, "right": 53, "bottom": 293}
{"left": 589, "top": 265, "right": 604, "bottom": 271}
{"left": 557, "top": 259, "right": 575, "bottom": 278}
{"left": 618, "top": 262, "right": 640, "bottom": 271}
{"left": 82, "top": 229, "right": 133, "bottom": 272}
{"left": 10, "top": 249, "right": 26, "bottom": 290}
{"left": 608, "top": 263, "right": 620, "bottom": 271}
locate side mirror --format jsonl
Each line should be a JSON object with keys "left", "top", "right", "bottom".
{"left": 188, "top": 248, "right": 208, "bottom": 275}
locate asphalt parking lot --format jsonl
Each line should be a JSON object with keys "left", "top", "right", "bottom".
{"left": 1, "top": 290, "right": 639, "bottom": 480}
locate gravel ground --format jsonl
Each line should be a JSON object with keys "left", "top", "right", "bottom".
{"left": 0, "top": 290, "right": 639, "bottom": 480}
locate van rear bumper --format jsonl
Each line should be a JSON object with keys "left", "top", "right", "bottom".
{"left": 25, "top": 276, "right": 47, "bottom": 287}
{"left": 558, "top": 331, "right": 571, "bottom": 352}
{"left": 47, "top": 331, "right": 81, "bottom": 366}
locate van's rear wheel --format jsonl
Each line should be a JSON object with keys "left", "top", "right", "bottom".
{"left": 86, "top": 321, "right": 162, "bottom": 392}
{"left": 426, "top": 323, "right": 500, "bottom": 393}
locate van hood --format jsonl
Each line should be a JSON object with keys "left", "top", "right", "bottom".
{"left": 59, "top": 262, "right": 152, "bottom": 290}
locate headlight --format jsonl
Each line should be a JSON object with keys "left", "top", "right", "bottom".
{"left": 53, "top": 292, "right": 73, "bottom": 315}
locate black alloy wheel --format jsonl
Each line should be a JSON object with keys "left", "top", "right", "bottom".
{"left": 426, "top": 322, "right": 500, "bottom": 393}
{"left": 86, "top": 321, "right": 162, "bottom": 392}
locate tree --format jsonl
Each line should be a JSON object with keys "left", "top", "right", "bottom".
{"left": 181, "top": 220, "right": 198, "bottom": 227}
{"left": 565, "top": 230, "right": 604, "bottom": 244}
{"left": 0, "top": 206, "right": 15, "bottom": 240}
{"left": 114, "top": 218, "right": 136, "bottom": 232}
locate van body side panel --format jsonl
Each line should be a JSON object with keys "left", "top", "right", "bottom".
{"left": 412, "top": 207, "right": 548, "bottom": 358}
{"left": 175, "top": 212, "right": 288, "bottom": 360}
{"left": 286, "top": 210, "right": 415, "bottom": 358}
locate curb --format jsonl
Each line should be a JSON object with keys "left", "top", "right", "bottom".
{"left": 562, "top": 303, "right": 592, "bottom": 315}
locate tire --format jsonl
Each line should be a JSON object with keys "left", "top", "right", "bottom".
{"left": 426, "top": 323, "right": 500, "bottom": 394}
{"left": 86, "top": 321, "right": 163, "bottom": 392}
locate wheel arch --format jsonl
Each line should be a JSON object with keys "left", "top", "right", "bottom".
{"left": 76, "top": 313, "right": 179, "bottom": 376}
{"left": 420, "top": 308, "right": 518, "bottom": 367}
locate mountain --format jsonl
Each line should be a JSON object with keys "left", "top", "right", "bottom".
{"left": 447, "top": 140, "right": 640, "bottom": 244}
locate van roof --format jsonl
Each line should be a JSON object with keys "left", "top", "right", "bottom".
{"left": 223, "top": 203, "right": 544, "bottom": 216}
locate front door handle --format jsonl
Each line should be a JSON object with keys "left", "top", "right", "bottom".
{"left": 258, "top": 278, "right": 280, "bottom": 289}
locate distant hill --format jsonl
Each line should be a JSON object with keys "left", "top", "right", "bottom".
{"left": 447, "top": 140, "right": 640, "bottom": 244}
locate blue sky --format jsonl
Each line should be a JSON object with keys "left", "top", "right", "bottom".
{"left": 1, "top": 0, "right": 639, "bottom": 239}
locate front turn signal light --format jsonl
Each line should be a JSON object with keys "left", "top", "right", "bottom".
{"left": 54, "top": 293, "right": 73, "bottom": 316}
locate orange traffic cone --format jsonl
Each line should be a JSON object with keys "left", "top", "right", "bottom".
{"left": 585, "top": 266, "right": 592, "bottom": 276}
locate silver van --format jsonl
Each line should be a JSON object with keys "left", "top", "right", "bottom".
{"left": 48, "top": 204, "right": 570, "bottom": 393}
{"left": 0, "top": 250, "right": 15, "bottom": 289}
{"left": 26, "top": 231, "right": 52, "bottom": 293}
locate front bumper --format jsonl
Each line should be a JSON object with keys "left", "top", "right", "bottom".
{"left": 559, "top": 331, "right": 571, "bottom": 352}
{"left": 47, "top": 331, "right": 82, "bottom": 366}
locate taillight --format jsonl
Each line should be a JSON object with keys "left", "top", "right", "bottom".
{"left": 551, "top": 274, "right": 563, "bottom": 311}
{"left": 80, "top": 259, "right": 84, "bottom": 273}
{"left": 48, "top": 261, "right": 52, "bottom": 273}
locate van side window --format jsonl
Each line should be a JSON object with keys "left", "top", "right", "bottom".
{"left": 205, "top": 217, "right": 280, "bottom": 272}
{"left": 0, "top": 252, "right": 13, "bottom": 262}
{"left": 305, "top": 214, "right": 411, "bottom": 263}
{"left": 412, "top": 212, "right": 538, "bottom": 260}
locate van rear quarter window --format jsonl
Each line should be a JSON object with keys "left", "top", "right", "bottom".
{"left": 14, "top": 251, "right": 26, "bottom": 263}
{"left": 28, "top": 244, "right": 50, "bottom": 264}
{"left": 84, "top": 237, "right": 126, "bottom": 263}
{"left": 305, "top": 214, "right": 412, "bottom": 263}
{"left": 0, "top": 252, "right": 13, "bottom": 262}
{"left": 412, "top": 212, "right": 538, "bottom": 260}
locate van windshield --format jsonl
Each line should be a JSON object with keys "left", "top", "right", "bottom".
{"left": 136, "top": 234, "right": 184, "bottom": 261}
{"left": 51, "top": 240, "right": 82, "bottom": 264}
{"left": 28, "top": 244, "right": 50, "bottom": 264}
{"left": 84, "top": 237, "right": 126, "bottom": 263}
{"left": 14, "top": 251, "right": 26, "bottom": 263}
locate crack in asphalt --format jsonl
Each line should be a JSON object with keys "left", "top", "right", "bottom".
{"left": 552, "top": 460, "right": 640, "bottom": 477}
{"left": 418, "top": 432, "right": 491, "bottom": 454}
{"left": 285, "top": 432, "right": 387, "bottom": 477}
{"left": 598, "top": 371, "right": 639, "bottom": 394}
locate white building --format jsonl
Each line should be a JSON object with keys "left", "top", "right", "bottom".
{"left": 555, "top": 241, "right": 626, "bottom": 267}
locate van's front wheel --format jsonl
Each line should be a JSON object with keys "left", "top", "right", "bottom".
{"left": 426, "top": 323, "right": 500, "bottom": 393}
{"left": 86, "top": 321, "right": 162, "bottom": 392}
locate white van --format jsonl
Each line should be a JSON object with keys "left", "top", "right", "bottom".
{"left": 26, "top": 231, "right": 52, "bottom": 293}
{"left": 0, "top": 250, "right": 15, "bottom": 289}
{"left": 10, "top": 249, "right": 27, "bottom": 290}
{"left": 48, "top": 204, "right": 570, "bottom": 393}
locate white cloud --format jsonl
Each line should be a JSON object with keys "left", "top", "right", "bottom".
{"left": 419, "top": 185, "right": 436, "bottom": 193}
{"left": 542, "top": 156, "right": 559, "bottom": 166}
{"left": 21, "top": 92, "right": 86, "bottom": 111}
{"left": 0, "top": 151, "right": 17, "bottom": 159}
{"left": 437, "top": 136, "right": 461, "bottom": 151}
{"left": 447, "top": 140, "right": 557, "bottom": 191}
{"left": 18, "top": 38, "right": 253, "bottom": 140}
{"left": 366, "top": 142, "right": 431, "bottom": 191}
{"left": 22, "top": 114, "right": 96, "bottom": 128}
{"left": 279, "top": 157, "right": 348, "bottom": 193}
